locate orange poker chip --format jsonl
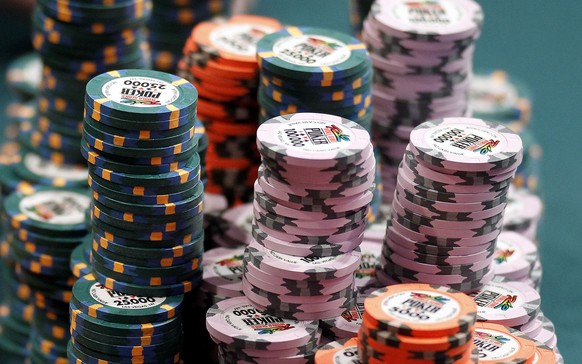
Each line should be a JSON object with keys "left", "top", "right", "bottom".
{"left": 363, "top": 284, "right": 477, "bottom": 338}
{"left": 191, "top": 15, "right": 281, "bottom": 65}
{"left": 473, "top": 322, "right": 536, "bottom": 363}
{"left": 314, "top": 337, "right": 359, "bottom": 364}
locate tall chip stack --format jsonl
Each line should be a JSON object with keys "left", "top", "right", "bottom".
{"left": 178, "top": 15, "right": 282, "bottom": 206}
{"left": 2, "top": 187, "right": 90, "bottom": 363}
{"left": 238, "top": 112, "right": 375, "bottom": 339}
{"left": 363, "top": 0, "right": 483, "bottom": 203}
{"left": 148, "top": 0, "right": 224, "bottom": 73}
{"left": 358, "top": 284, "right": 480, "bottom": 363}
{"left": 378, "top": 117, "right": 523, "bottom": 293}
{"left": 256, "top": 26, "right": 373, "bottom": 132}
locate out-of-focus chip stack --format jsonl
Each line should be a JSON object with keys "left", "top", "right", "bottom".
{"left": 179, "top": 15, "right": 282, "bottom": 206}
{"left": 256, "top": 26, "right": 373, "bottom": 132}
{"left": 27, "top": 0, "right": 152, "bottom": 167}
{"left": 470, "top": 70, "right": 542, "bottom": 192}
{"left": 148, "top": 0, "right": 224, "bottom": 73}
{"left": 362, "top": 0, "right": 483, "bottom": 203}
{"left": 349, "top": 0, "right": 374, "bottom": 39}
{"left": 2, "top": 187, "right": 90, "bottom": 363}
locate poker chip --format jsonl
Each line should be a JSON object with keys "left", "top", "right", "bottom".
{"left": 363, "top": 0, "right": 483, "bottom": 203}
{"left": 492, "top": 231, "right": 538, "bottom": 280}
{"left": 69, "top": 273, "right": 182, "bottom": 363}
{"left": 2, "top": 187, "right": 90, "bottom": 361}
{"left": 358, "top": 284, "right": 478, "bottom": 363}
{"left": 202, "top": 246, "right": 245, "bottom": 298}
{"left": 148, "top": 0, "right": 224, "bottom": 72}
{"left": 378, "top": 117, "right": 523, "bottom": 292}
{"left": 315, "top": 337, "right": 360, "bottom": 364}
{"left": 470, "top": 281, "right": 541, "bottom": 327}
{"left": 503, "top": 186, "right": 543, "bottom": 241}
{"left": 473, "top": 322, "right": 536, "bottom": 363}
{"left": 257, "top": 26, "right": 373, "bottom": 132}
{"left": 30, "top": 0, "right": 150, "bottom": 168}
{"left": 178, "top": 15, "right": 282, "bottom": 206}
{"left": 82, "top": 69, "right": 204, "bottom": 297}
{"left": 319, "top": 287, "right": 376, "bottom": 341}
{"left": 354, "top": 240, "right": 383, "bottom": 291}
{"left": 206, "top": 296, "right": 320, "bottom": 362}
{"left": 531, "top": 314, "right": 559, "bottom": 350}
{"left": 5, "top": 52, "right": 42, "bottom": 101}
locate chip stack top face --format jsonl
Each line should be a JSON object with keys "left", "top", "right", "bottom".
{"left": 473, "top": 322, "right": 536, "bottom": 363}
{"left": 357, "top": 284, "right": 479, "bottom": 363}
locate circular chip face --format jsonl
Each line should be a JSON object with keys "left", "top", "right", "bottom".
{"left": 71, "top": 273, "right": 183, "bottom": 324}
{"left": 363, "top": 284, "right": 477, "bottom": 338}
{"left": 205, "top": 296, "right": 319, "bottom": 350}
{"left": 409, "top": 117, "right": 523, "bottom": 172}
{"left": 257, "top": 113, "right": 371, "bottom": 168}
{"left": 85, "top": 69, "right": 197, "bottom": 122}
{"left": 257, "top": 27, "right": 369, "bottom": 79}
{"left": 470, "top": 281, "right": 540, "bottom": 327}
{"left": 492, "top": 231, "right": 537, "bottom": 279}
{"left": 370, "top": 0, "right": 483, "bottom": 41}
{"left": 473, "top": 322, "right": 536, "bottom": 363}
{"left": 202, "top": 246, "right": 245, "bottom": 297}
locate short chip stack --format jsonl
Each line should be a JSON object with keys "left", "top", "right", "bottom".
{"left": 206, "top": 296, "right": 321, "bottom": 362}
{"left": 257, "top": 26, "right": 373, "bottom": 132}
{"left": 363, "top": 0, "right": 483, "bottom": 203}
{"left": 240, "top": 113, "right": 376, "bottom": 321}
{"left": 69, "top": 274, "right": 183, "bottom": 363}
{"left": 358, "top": 284, "right": 479, "bottom": 363}
{"left": 502, "top": 186, "right": 543, "bottom": 241}
{"left": 148, "top": 0, "right": 224, "bottom": 72}
{"left": 29, "top": 0, "right": 151, "bottom": 166}
{"left": 379, "top": 117, "right": 523, "bottom": 293}
{"left": 82, "top": 69, "right": 204, "bottom": 296}
{"left": 179, "top": 15, "right": 282, "bottom": 206}
{"left": 3, "top": 187, "right": 90, "bottom": 363}
{"left": 473, "top": 322, "right": 536, "bottom": 363}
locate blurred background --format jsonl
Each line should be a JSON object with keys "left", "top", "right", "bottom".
{"left": 0, "top": 0, "right": 580, "bottom": 361}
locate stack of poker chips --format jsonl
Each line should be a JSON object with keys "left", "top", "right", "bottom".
{"left": 257, "top": 26, "right": 373, "bottom": 132}
{"left": 241, "top": 113, "right": 375, "bottom": 321}
{"left": 315, "top": 337, "right": 360, "bottom": 364}
{"left": 81, "top": 69, "right": 204, "bottom": 297}
{"left": 491, "top": 231, "right": 540, "bottom": 289}
{"left": 29, "top": 0, "right": 151, "bottom": 166}
{"left": 502, "top": 186, "right": 543, "bottom": 241}
{"left": 179, "top": 15, "right": 282, "bottom": 206}
{"left": 470, "top": 70, "right": 542, "bottom": 192}
{"left": 69, "top": 274, "right": 183, "bottom": 363}
{"left": 349, "top": 0, "right": 374, "bottom": 39}
{"left": 206, "top": 203, "right": 253, "bottom": 249}
{"left": 362, "top": 0, "right": 483, "bottom": 203}
{"left": 148, "top": 0, "right": 224, "bottom": 72}
{"left": 358, "top": 284, "right": 479, "bottom": 363}
{"left": 379, "top": 117, "right": 523, "bottom": 293}
{"left": 473, "top": 322, "right": 537, "bottom": 363}
{"left": 470, "top": 281, "right": 560, "bottom": 351}
{"left": 206, "top": 296, "right": 321, "bottom": 362}
{"left": 2, "top": 187, "right": 90, "bottom": 363}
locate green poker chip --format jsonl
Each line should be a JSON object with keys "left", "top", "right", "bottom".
{"left": 70, "top": 319, "right": 181, "bottom": 347}
{"left": 84, "top": 69, "right": 198, "bottom": 124}
{"left": 3, "top": 187, "right": 90, "bottom": 237}
{"left": 257, "top": 27, "right": 370, "bottom": 81}
{"left": 71, "top": 273, "right": 183, "bottom": 324}
{"left": 14, "top": 152, "right": 88, "bottom": 189}
{"left": 70, "top": 242, "right": 92, "bottom": 278}
{"left": 5, "top": 52, "right": 42, "bottom": 100}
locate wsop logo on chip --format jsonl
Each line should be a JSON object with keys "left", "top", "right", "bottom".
{"left": 398, "top": 0, "right": 459, "bottom": 25}
{"left": 283, "top": 123, "right": 350, "bottom": 148}
{"left": 356, "top": 252, "right": 378, "bottom": 279}
{"left": 340, "top": 301, "right": 364, "bottom": 323}
{"left": 432, "top": 127, "right": 501, "bottom": 156}
{"left": 210, "top": 24, "right": 270, "bottom": 57}
{"left": 273, "top": 35, "right": 351, "bottom": 67}
{"left": 20, "top": 190, "right": 89, "bottom": 224}
{"left": 102, "top": 76, "right": 180, "bottom": 107}
{"left": 216, "top": 254, "right": 244, "bottom": 274}
{"left": 232, "top": 305, "right": 293, "bottom": 334}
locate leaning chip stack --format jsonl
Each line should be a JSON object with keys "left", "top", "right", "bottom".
{"left": 179, "top": 15, "right": 282, "bottom": 206}
{"left": 148, "top": 0, "right": 224, "bottom": 72}
{"left": 363, "top": 0, "right": 483, "bottom": 203}
{"left": 358, "top": 284, "right": 479, "bottom": 363}
{"left": 379, "top": 117, "right": 523, "bottom": 293}
{"left": 82, "top": 69, "right": 204, "bottom": 296}
{"left": 242, "top": 113, "right": 375, "bottom": 320}
{"left": 257, "top": 26, "right": 373, "bottom": 132}
{"left": 206, "top": 296, "right": 321, "bottom": 362}
{"left": 473, "top": 322, "right": 536, "bottom": 363}
{"left": 30, "top": 0, "right": 151, "bottom": 166}
{"left": 69, "top": 273, "right": 183, "bottom": 363}
{"left": 3, "top": 187, "right": 90, "bottom": 363}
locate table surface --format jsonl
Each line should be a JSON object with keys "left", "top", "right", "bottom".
{"left": 1, "top": 0, "right": 580, "bottom": 362}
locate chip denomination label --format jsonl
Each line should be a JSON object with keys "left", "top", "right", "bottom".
{"left": 275, "top": 120, "right": 355, "bottom": 154}
{"left": 273, "top": 35, "right": 350, "bottom": 67}
{"left": 210, "top": 24, "right": 275, "bottom": 57}
{"left": 19, "top": 190, "right": 89, "bottom": 225}
{"left": 381, "top": 290, "right": 462, "bottom": 323}
{"left": 423, "top": 124, "right": 505, "bottom": 158}
{"left": 474, "top": 328, "right": 520, "bottom": 360}
{"left": 89, "top": 282, "right": 166, "bottom": 309}
{"left": 102, "top": 76, "right": 180, "bottom": 107}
